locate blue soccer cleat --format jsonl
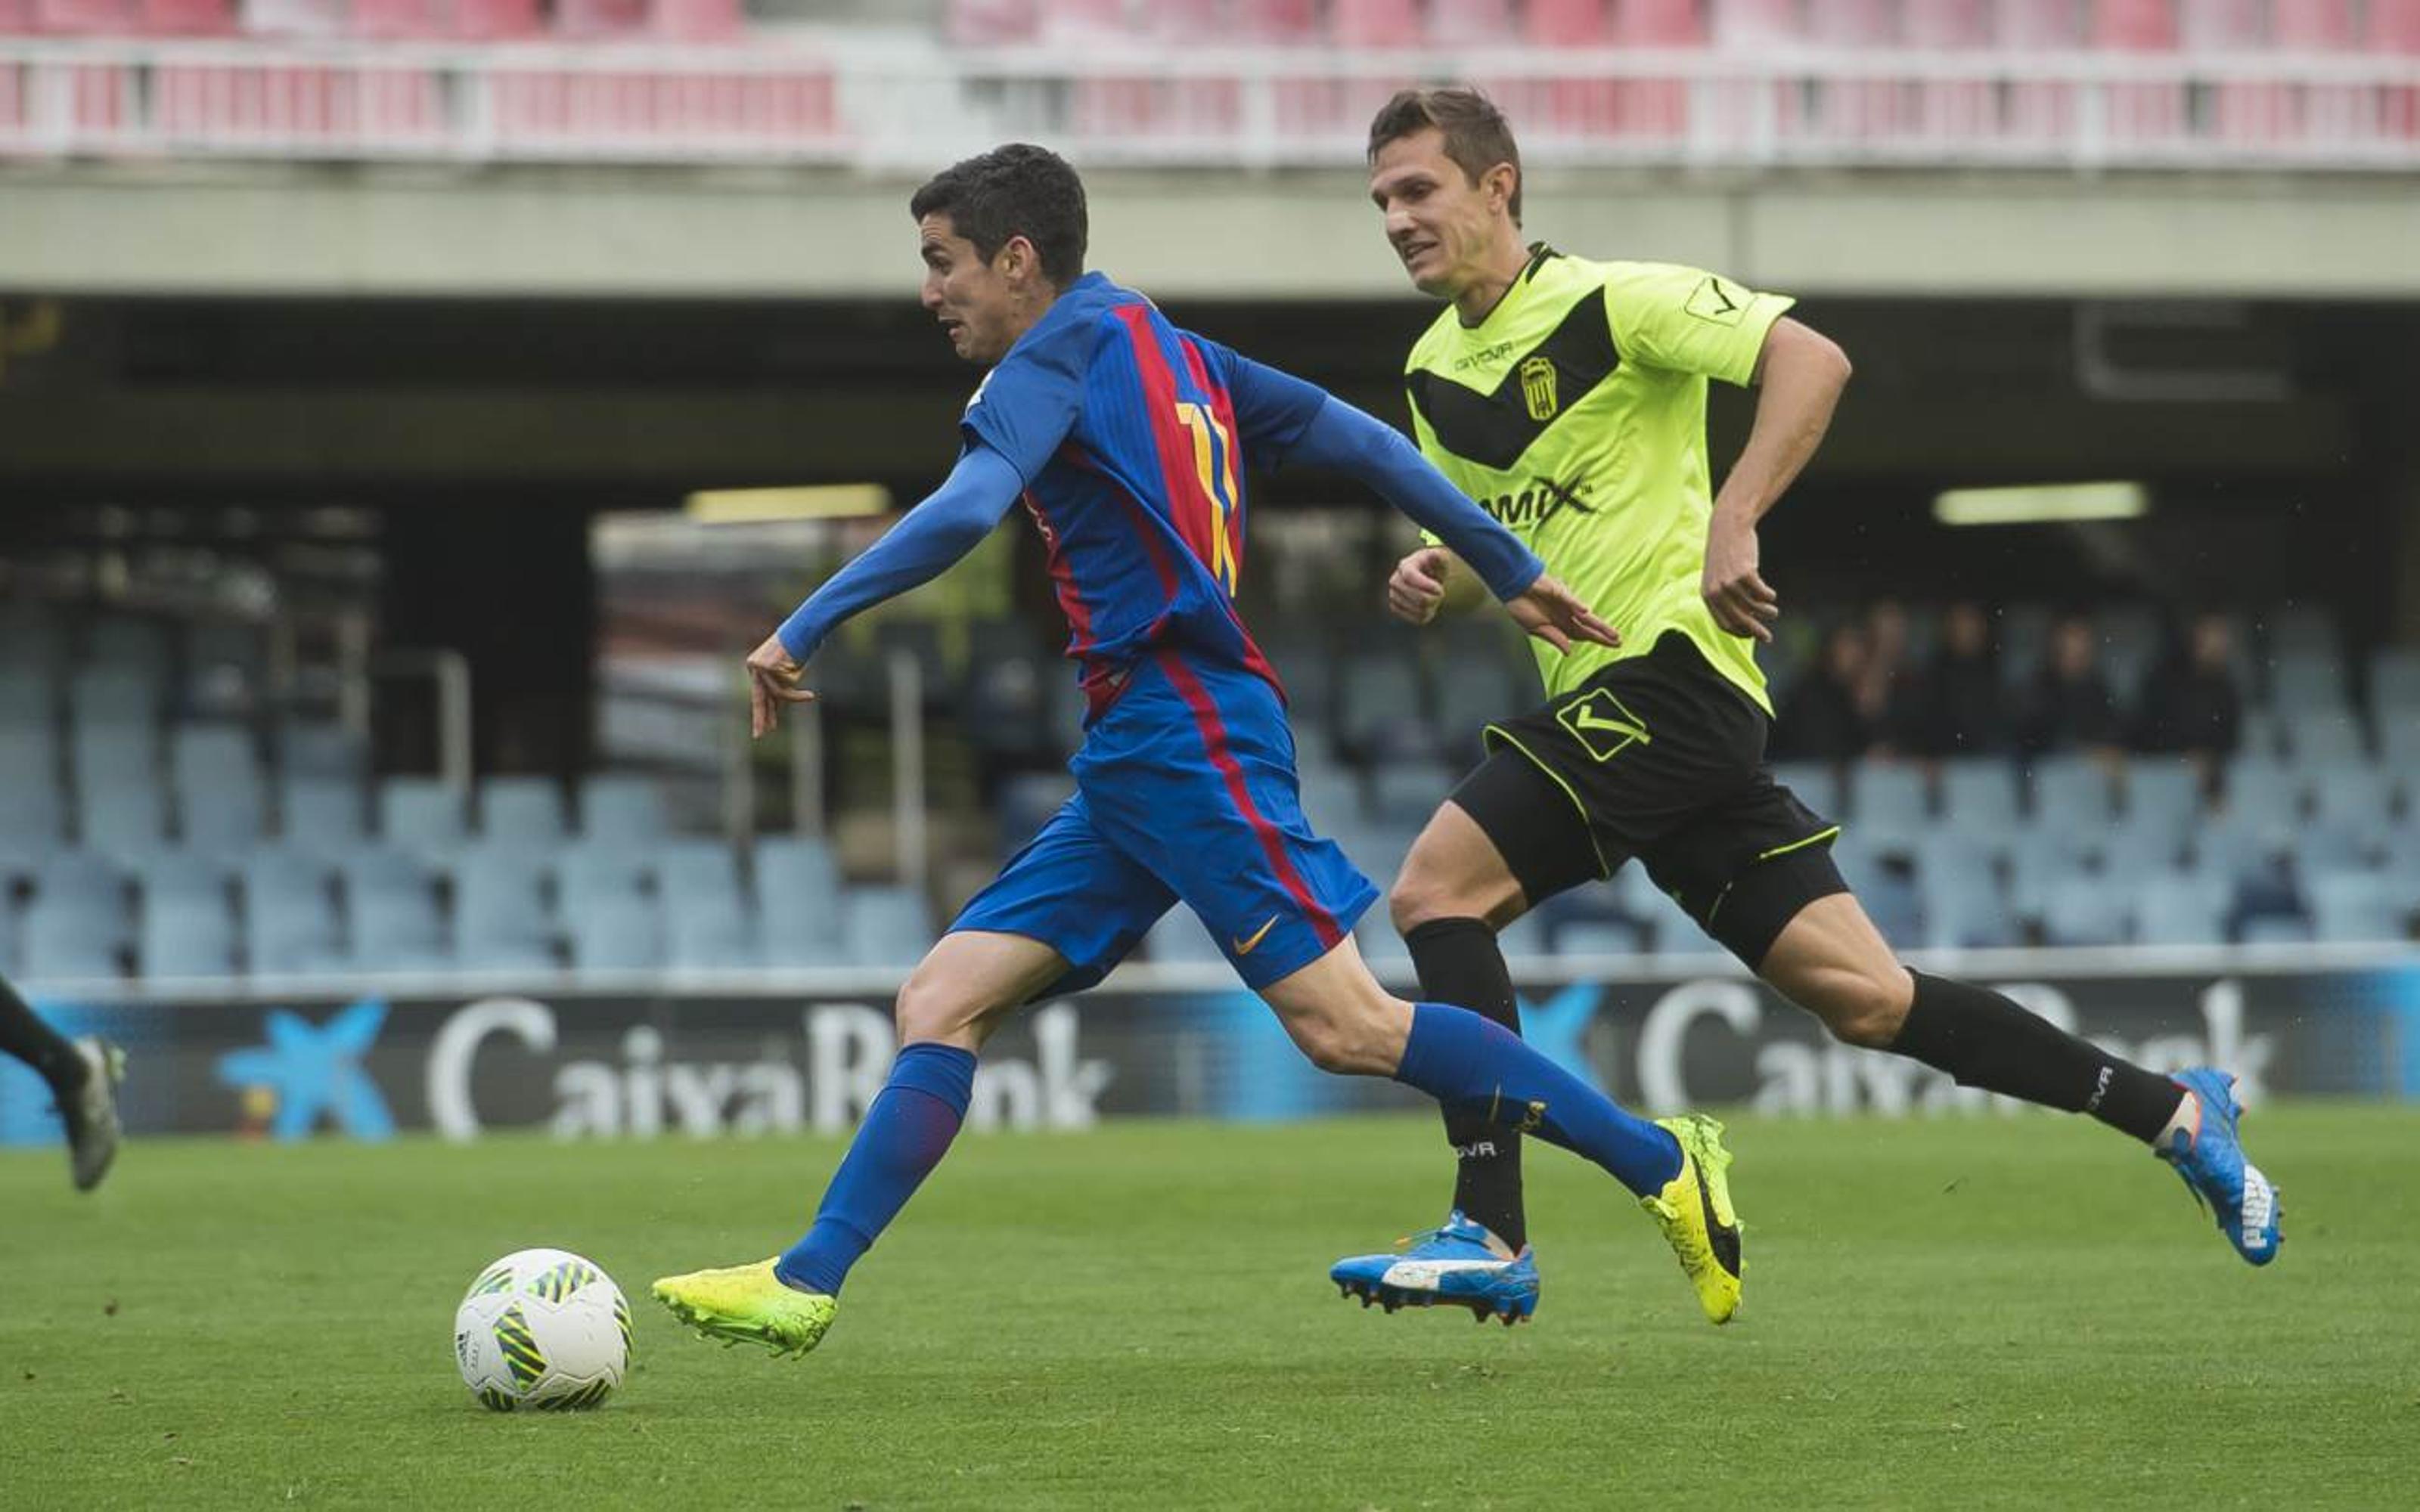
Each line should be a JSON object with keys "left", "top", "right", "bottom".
{"left": 1329, "top": 1211, "right": 1539, "bottom": 1326}
{"left": 2158, "top": 1068, "right": 2281, "bottom": 1266}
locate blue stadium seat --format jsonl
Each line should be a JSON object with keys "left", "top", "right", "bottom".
{"left": 2096, "top": 818, "right": 2187, "bottom": 878}
{"left": 242, "top": 850, "right": 342, "bottom": 976}
{"left": 2283, "top": 708, "right": 2367, "bottom": 764}
{"left": 2238, "top": 913, "right": 2317, "bottom": 947}
{"left": 0, "top": 665, "right": 54, "bottom": 727}
{"left": 2372, "top": 646, "right": 2420, "bottom": 715}
{"left": 78, "top": 774, "right": 169, "bottom": 860}
{"left": 2267, "top": 653, "right": 2350, "bottom": 717}
{"left": 2030, "top": 754, "right": 2116, "bottom": 829}
{"left": 2217, "top": 753, "right": 2303, "bottom": 832}
{"left": 2307, "top": 869, "right": 2407, "bottom": 943}
{"left": 1549, "top": 917, "right": 1652, "bottom": 958}
{"left": 2134, "top": 871, "right": 2232, "bottom": 947}
{"left": 278, "top": 720, "right": 368, "bottom": 782}
{"left": 1922, "top": 872, "right": 2019, "bottom": 950}
{"left": 556, "top": 841, "right": 653, "bottom": 918}
{"left": 452, "top": 850, "right": 557, "bottom": 972}
{"left": 342, "top": 852, "right": 449, "bottom": 973}
{"left": 379, "top": 777, "right": 469, "bottom": 855}
{"left": 1495, "top": 909, "right": 1550, "bottom": 962}
{"left": 20, "top": 894, "right": 126, "bottom": 982}
{"left": 1369, "top": 759, "right": 1455, "bottom": 826}
{"left": 2379, "top": 712, "right": 2420, "bottom": 770}
{"left": 85, "top": 616, "right": 168, "bottom": 669}
{"left": 69, "top": 665, "right": 158, "bottom": 729}
{"left": 140, "top": 857, "right": 237, "bottom": 980}
{"left": 995, "top": 772, "right": 1076, "bottom": 858}
{"left": 1294, "top": 766, "right": 1364, "bottom": 835}
{"left": 280, "top": 776, "right": 368, "bottom": 853}
{"left": 2307, "top": 761, "right": 2394, "bottom": 833}
{"left": 1848, "top": 762, "right": 1929, "bottom": 842}
{"left": 2039, "top": 869, "right": 2134, "bottom": 947}
{"left": 35, "top": 850, "right": 129, "bottom": 916}
{"left": 1768, "top": 760, "right": 1841, "bottom": 820}
{"left": 580, "top": 775, "right": 667, "bottom": 840}
{"left": 665, "top": 843, "right": 757, "bottom": 971}
{"left": 753, "top": 836, "right": 842, "bottom": 962}
{"left": 2122, "top": 756, "right": 2204, "bottom": 840}
{"left": 0, "top": 729, "right": 65, "bottom": 844}
{"left": 481, "top": 776, "right": 568, "bottom": 845}
{"left": 170, "top": 724, "right": 266, "bottom": 853}
{"left": 566, "top": 894, "right": 666, "bottom": 972}
{"left": 839, "top": 885, "right": 935, "bottom": 968}
{"left": 1336, "top": 655, "right": 1431, "bottom": 761}
{"left": 1938, "top": 758, "right": 2022, "bottom": 834}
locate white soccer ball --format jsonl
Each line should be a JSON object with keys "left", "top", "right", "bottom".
{"left": 453, "top": 1247, "right": 631, "bottom": 1412}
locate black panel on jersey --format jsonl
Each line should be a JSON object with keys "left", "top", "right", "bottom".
{"left": 1404, "top": 287, "right": 1621, "bottom": 472}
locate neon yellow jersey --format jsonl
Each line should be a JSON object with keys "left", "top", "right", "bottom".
{"left": 1404, "top": 246, "right": 1793, "bottom": 711}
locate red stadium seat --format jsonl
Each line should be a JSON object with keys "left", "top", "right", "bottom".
{"left": 349, "top": 0, "right": 441, "bottom": 37}
{"left": 1515, "top": 0, "right": 1612, "bottom": 144}
{"left": 135, "top": 0, "right": 232, "bottom": 32}
{"left": 653, "top": 0, "right": 737, "bottom": 40}
{"left": 2375, "top": 0, "right": 2420, "bottom": 138}
{"left": 449, "top": 0, "right": 538, "bottom": 38}
{"left": 1429, "top": 0, "right": 1512, "bottom": 45}
{"left": 1609, "top": 0, "right": 1705, "bottom": 141}
{"left": 1708, "top": 0, "right": 1801, "bottom": 150}
{"left": 1038, "top": 0, "right": 1125, "bottom": 38}
{"left": 0, "top": 0, "right": 24, "bottom": 30}
{"left": 1805, "top": 0, "right": 1903, "bottom": 143}
{"left": 945, "top": 0, "right": 1037, "bottom": 45}
{"left": 29, "top": 0, "right": 132, "bottom": 32}
{"left": 2000, "top": 0, "right": 2080, "bottom": 145}
{"left": 1903, "top": 0, "right": 1993, "bottom": 144}
{"left": 2092, "top": 2, "right": 2184, "bottom": 149}
{"left": 1332, "top": 0, "right": 1423, "bottom": 48}
{"left": 1234, "top": 0, "right": 1315, "bottom": 43}
{"left": 554, "top": 0, "right": 647, "bottom": 38}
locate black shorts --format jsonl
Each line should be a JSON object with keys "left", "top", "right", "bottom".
{"left": 1450, "top": 631, "right": 1844, "bottom": 968}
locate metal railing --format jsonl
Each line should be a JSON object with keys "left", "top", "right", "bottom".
{"left": 0, "top": 36, "right": 2416, "bottom": 170}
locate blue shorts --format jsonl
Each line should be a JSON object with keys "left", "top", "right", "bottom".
{"left": 951, "top": 650, "right": 1377, "bottom": 994}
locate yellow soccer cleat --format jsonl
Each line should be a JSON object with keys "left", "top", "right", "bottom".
{"left": 1639, "top": 1114, "right": 1744, "bottom": 1325}
{"left": 651, "top": 1259, "right": 837, "bottom": 1359}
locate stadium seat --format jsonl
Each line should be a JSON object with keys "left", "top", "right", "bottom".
{"left": 1336, "top": 655, "right": 1430, "bottom": 762}
{"left": 2031, "top": 754, "right": 2118, "bottom": 831}
{"left": 2380, "top": 712, "right": 2420, "bottom": 770}
{"left": 555, "top": 841, "right": 652, "bottom": 915}
{"left": 2039, "top": 869, "right": 2134, "bottom": 948}
{"left": 242, "top": 850, "right": 342, "bottom": 976}
{"left": 0, "top": 729, "right": 65, "bottom": 844}
{"left": 1848, "top": 762, "right": 1930, "bottom": 842}
{"left": 1922, "top": 871, "right": 2021, "bottom": 950}
{"left": 2371, "top": 647, "right": 2420, "bottom": 713}
{"left": 1234, "top": 0, "right": 1317, "bottom": 43}
{"left": 342, "top": 851, "right": 449, "bottom": 973}
{"left": 1938, "top": 758, "right": 2023, "bottom": 834}
{"left": 1369, "top": 759, "right": 1455, "bottom": 827}
{"left": 566, "top": 894, "right": 664, "bottom": 972}
{"left": 480, "top": 776, "right": 567, "bottom": 845}
{"left": 2307, "top": 761, "right": 2395, "bottom": 833}
{"left": 1330, "top": 0, "right": 1423, "bottom": 47}
{"left": 171, "top": 723, "right": 266, "bottom": 853}
{"left": 996, "top": 772, "right": 1076, "bottom": 857}
{"left": 452, "top": 848, "right": 556, "bottom": 972}
{"left": 2134, "top": 869, "right": 2232, "bottom": 945}
{"left": 0, "top": 665, "right": 54, "bottom": 728}
{"left": 2238, "top": 912, "right": 2317, "bottom": 946}
{"left": 279, "top": 776, "right": 368, "bottom": 853}
{"left": 753, "top": 836, "right": 842, "bottom": 963}
{"left": 140, "top": 854, "right": 236, "bottom": 979}
{"left": 1904, "top": 0, "right": 1994, "bottom": 141}
{"left": 79, "top": 774, "right": 170, "bottom": 860}
{"left": 20, "top": 894, "right": 124, "bottom": 982}
{"left": 1550, "top": 917, "right": 1652, "bottom": 959}
{"left": 2288, "top": 705, "right": 2379, "bottom": 763}
{"left": 2307, "top": 868, "right": 2406, "bottom": 943}
{"left": 2268, "top": 650, "right": 2353, "bottom": 715}
{"left": 840, "top": 885, "right": 936, "bottom": 968}
{"left": 945, "top": 0, "right": 1039, "bottom": 45}
{"left": 136, "top": 0, "right": 233, "bottom": 32}
{"left": 2092, "top": 0, "right": 2187, "bottom": 145}
{"left": 663, "top": 840, "right": 755, "bottom": 970}
{"left": 379, "top": 776, "right": 468, "bottom": 855}
{"left": 278, "top": 719, "right": 367, "bottom": 782}
{"left": 2121, "top": 756, "right": 2205, "bottom": 839}
{"left": 2377, "top": 0, "right": 2420, "bottom": 137}
{"left": 580, "top": 774, "right": 666, "bottom": 841}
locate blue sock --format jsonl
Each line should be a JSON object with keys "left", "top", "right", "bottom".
{"left": 775, "top": 1043, "right": 977, "bottom": 1296}
{"left": 1394, "top": 1001, "right": 1682, "bottom": 1198}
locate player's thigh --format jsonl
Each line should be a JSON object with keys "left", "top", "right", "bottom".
{"left": 947, "top": 794, "right": 1175, "bottom": 1006}
{"left": 1253, "top": 932, "right": 1413, "bottom": 1077}
{"left": 1393, "top": 749, "right": 1599, "bottom": 932}
{"left": 894, "top": 929, "right": 1074, "bottom": 1051}
{"left": 1756, "top": 892, "right": 1913, "bottom": 1049}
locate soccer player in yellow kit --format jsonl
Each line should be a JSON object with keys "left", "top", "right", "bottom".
{"left": 1327, "top": 89, "right": 2279, "bottom": 1328}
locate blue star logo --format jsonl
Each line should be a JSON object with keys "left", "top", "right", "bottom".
{"left": 216, "top": 999, "right": 395, "bottom": 1142}
{"left": 1519, "top": 983, "right": 1604, "bottom": 1089}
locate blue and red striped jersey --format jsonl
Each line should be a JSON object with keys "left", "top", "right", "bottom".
{"left": 960, "top": 271, "right": 1327, "bottom": 714}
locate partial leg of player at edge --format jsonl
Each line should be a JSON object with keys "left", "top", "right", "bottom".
{"left": 0, "top": 971, "right": 126, "bottom": 1192}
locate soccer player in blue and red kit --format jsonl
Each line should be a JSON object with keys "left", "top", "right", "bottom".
{"left": 651, "top": 144, "right": 1740, "bottom": 1357}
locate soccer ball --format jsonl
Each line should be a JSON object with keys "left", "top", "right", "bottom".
{"left": 453, "top": 1247, "right": 631, "bottom": 1412}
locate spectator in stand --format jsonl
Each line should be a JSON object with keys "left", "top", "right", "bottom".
{"left": 2018, "top": 612, "right": 2124, "bottom": 757}
{"left": 1855, "top": 598, "right": 1922, "bottom": 754}
{"left": 1905, "top": 599, "right": 2006, "bottom": 758}
{"left": 2134, "top": 612, "right": 2243, "bottom": 781}
{"left": 1773, "top": 621, "right": 1873, "bottom": 763}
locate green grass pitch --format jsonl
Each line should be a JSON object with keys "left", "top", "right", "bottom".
{"left": 5, "top": 1107, "right": 2417, "bottom": 1510}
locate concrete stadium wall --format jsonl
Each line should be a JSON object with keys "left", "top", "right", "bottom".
{"left": 5, "top": 164, "right": 2419, "bottom": 299}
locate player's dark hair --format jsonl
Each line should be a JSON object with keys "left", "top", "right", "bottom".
{"left": 909, "top": 143, "right": 1089, "bottom": 287}
{"left": 1367, "top": 86, "right": 1523, "bottom": 225}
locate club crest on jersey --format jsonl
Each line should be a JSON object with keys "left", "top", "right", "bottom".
{"left": 1519, "top": 355, "right": 1559, "bottom": 422}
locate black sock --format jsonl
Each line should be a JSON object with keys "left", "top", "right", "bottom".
{"left": 1891, "top": 971, "right": 2185, "bottom": 1144}
{"left": 1403, "top": 917, "right": 1527, "bottom": 1250}
{"left": 0, "top": 975, "right": 88, "bottom": 1096}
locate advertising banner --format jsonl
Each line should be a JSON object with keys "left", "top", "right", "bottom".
{"left": 4, "top": 954, "right": 2415, "bottom": 1144}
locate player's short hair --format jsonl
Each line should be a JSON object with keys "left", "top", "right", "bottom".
{"left": 1367, "top": 86, "right": 1523, "bottom": 225}
{"left": 909, "top": 144, "right": 1089, "bottom": 287}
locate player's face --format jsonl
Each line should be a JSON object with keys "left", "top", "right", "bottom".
{"left": 1369, "top": 129, "right": 1502, "bottom": 299}
{"left": 917, "top": 213, "right": 1021, "bottom": 365}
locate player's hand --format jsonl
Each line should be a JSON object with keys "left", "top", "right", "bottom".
{"left": 745, "top": 634, "right": 816, "bottom": 739}
{"left": 1506, "top": 574, "right": 1620, "bottom": 655}
{"left": 1387, "top": 547, "right": 1453, "bottom": 625}
{"left": 1702, "top": 514, "right": 1779, "bottom": 643}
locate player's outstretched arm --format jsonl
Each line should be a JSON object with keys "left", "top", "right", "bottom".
{"left": 746, "top": 445, "right": 1025, "bottom": 738}
{"left": 1702, "top": 318, "right": 1852, "bottom": 643}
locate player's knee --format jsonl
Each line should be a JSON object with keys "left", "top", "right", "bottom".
{"left": 1280, "top": 1005, "right": 1393, "bottom": 1077}
{"left": 1814, "top": 965, "right": 1914, "bottom": 1049}
{"left": 1385, "top": 868, "right": 1457, "bottom": 935}
{"left": 892, "top": 968, "right": 993, "bottom": 1049}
